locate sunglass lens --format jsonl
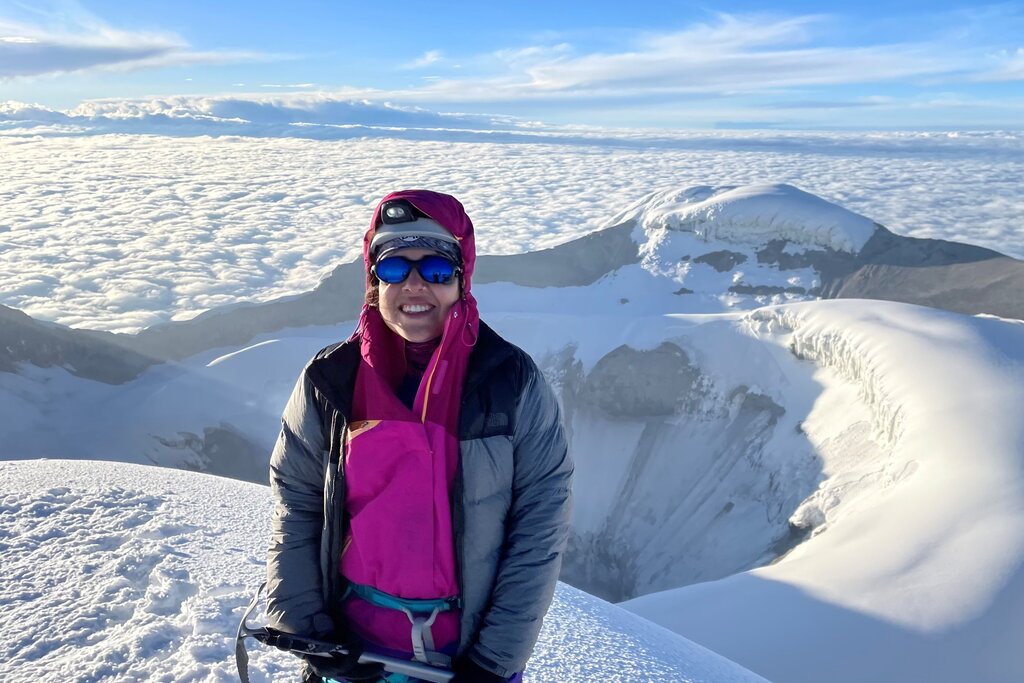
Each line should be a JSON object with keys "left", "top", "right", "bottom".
{"left": 418, "top": 255, "right": 456, "bottom": 284}
{"left": 374, "top": 257, "right": 412, "bottom": 284}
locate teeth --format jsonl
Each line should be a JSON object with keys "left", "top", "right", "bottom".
{"left": 401, "top": 304, "right": 432, "bottom": 313}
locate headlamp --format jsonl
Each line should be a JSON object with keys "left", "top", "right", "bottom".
{"left": 380, "top": 199, "right": 421, "bottom": 225}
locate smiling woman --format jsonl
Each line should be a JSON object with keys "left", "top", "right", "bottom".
{"left": 264, "top": 189, "right": 574, "bottom": 683}
{"left": 365, "top": 198, "right": 465, "bottom": 344}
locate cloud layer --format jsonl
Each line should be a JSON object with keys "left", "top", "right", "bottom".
{"left": 1, "top": 128, "right": 1021, "bottom": 333}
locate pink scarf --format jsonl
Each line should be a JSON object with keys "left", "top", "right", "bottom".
{"left": 339, "top": 190, "right": 480, "bottom": 655}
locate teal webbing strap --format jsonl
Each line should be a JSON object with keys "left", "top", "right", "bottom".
{"left": 346, "top": 583, "right": 461, "bottom": 613}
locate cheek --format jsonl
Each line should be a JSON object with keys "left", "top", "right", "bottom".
{"left": 378, "top": 284, "right": 398, "bottom": 311}
{"left": 440, "top": 286, "right": 460, "bottom": 309}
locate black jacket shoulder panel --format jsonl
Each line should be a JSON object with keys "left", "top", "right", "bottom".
{"left": 460, "top": 322, "right": 533, "bottom": 440}
{"left": 306, "top": 339, "right": 360, "bottom": 418}
{"left": 463, "top": 322, "right": 521, "bottom": 394}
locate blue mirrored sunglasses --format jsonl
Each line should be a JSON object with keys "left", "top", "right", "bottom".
{"left": 372, "top": 254, "right": 461, "bottom": 285}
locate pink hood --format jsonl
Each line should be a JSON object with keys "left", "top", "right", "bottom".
{"left": 361, "top": 189, "right": 477, "bottom": 297}
{"left": 349, "top": 189, "right": 480, "bottom": 429}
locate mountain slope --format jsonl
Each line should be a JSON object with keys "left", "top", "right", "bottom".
{"left": 3, "top": 184, "right": 1024, "bottom": 681}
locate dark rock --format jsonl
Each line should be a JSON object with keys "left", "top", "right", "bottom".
{"left": 694, "top": 250, "right": 748, "bottom": 272}
{"left": 579, "top": 342, "right": 702, "bottom": 417}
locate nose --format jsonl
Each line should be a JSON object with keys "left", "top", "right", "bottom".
{"left": 402, "top": 268, "right": 428, "bottom": 290}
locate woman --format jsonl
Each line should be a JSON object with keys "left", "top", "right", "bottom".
{"left": 265, "top": 190, "right": 573, "bottom": 683}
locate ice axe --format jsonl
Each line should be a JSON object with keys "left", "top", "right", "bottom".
{"left": 236, "top": 583, "right": 454, "bottom": 683}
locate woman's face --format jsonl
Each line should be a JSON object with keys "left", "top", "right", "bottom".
{"left": 377, "top": 247, "right": 460, "bottom": 343}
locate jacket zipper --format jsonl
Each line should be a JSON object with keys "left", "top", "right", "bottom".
{"left": 324, "top": 408, "right": 346, "bottom": 614}
{"left": 451, "top": 404, "right": 467, "bottom": 654}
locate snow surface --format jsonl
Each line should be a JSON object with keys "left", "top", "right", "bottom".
{"left": 6, "top": 291, "right": 1024, "bottom": 680}
{"left": 2, "top": 117, "right": 1024, "bottom": 682}
{"left": 617, "top": 184, "right": 879, "bottom": 253}
{"left": 0, "top": 459, "right": 767, "bottom": 683}
{"left": 0, "top": 181, "right": 851, "bottom": 472}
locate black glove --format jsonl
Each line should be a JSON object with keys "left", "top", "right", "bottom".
{"left": 450, "top": 656, "right": 507, "bottom": 683}
{"left": 261, "top": 626, "right": 384, "bottom": 682}
{"left": 301, "top": 651, "right": 385, "bottom": 682}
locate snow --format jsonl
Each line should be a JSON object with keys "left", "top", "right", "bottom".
{"left": 623, "top": 301, "right": 1024, "bottom": 682}
{"left": 0, "top": 459, "right": 767, "bottom": 683}
{"left": 0, "top": 181, "right": 882, "bottom": 470}
{"left": 621, "top": 184, "right": 879, "bottom": 253}
{"left": 6, "top": 297, "right": 1024, "bottom": 680}
{"left": 2, "top": 117, "right": 1024, "bottom": 682}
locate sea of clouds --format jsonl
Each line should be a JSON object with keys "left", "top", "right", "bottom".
{"left": 2, "top": 103, "right": 1022, "bottom": 333}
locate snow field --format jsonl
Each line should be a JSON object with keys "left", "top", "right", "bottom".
{"left": 0, "top": 460, "right": 768, "bottom": 682}
{"left": 1, "top": 145, "right": 1023, "bottom": 683}
{"left": 0, "top": 465, "right": 278, "bottom": 682}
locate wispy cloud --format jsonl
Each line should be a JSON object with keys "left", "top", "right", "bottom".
{"left": 405, "top": 50, "right": 443, "bottom": 69}
{"left": 974, "top": 47, "right": 1024, "bottom": 81}
{"left": 343, "top": 14, "right": 1004, "bottom": 104}
{"left": 0, "top": 12, "right": 267, "bottom": 79}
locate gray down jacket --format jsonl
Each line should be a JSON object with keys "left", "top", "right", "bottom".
{"left": 266, "top": 321, "right": 573, "bottom": 678}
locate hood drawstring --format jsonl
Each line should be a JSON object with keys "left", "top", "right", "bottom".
{"left": 459, "top": 300, "right": 478, "bottom": 349}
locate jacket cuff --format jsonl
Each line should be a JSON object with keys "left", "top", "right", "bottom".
{"left": 467, "top": 650, "right": 514, "bottom": 680}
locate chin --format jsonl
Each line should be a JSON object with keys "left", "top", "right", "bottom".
{"left": 400, "top": 326, "right": 442, "bottom": 343}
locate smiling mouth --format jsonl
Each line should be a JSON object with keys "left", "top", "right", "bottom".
{"left": 400, "top": 304, "right": 434, "bottom": 314}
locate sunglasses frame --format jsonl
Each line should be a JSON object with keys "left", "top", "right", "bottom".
{"left": 372, "top": 254, "right": 462, "bottom": 285}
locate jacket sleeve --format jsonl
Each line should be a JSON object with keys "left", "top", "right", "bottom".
{"left": 265, "top": 369, "right": 334, "bottom": 636}
{"left": 469, "top": 357, "right": 574, "bottom": 676}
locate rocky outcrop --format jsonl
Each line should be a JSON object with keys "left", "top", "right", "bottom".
{"left": 0, "top": 304, "right": 155, "bottom": 384}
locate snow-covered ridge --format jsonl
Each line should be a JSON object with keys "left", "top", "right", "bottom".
{"left": 0, "top": 459, "right": 767, "bottom": 683}
{"left": 625, "top": 299, "right": 1024, "bottom": 683}
{"left": 743, "top": 300, "right": 1024, "bottom": 551}
{"left": 4, "top": 276, "right": 1024, "bottom": 682}
{"left": 621, "top": 184, "right": 880, "bottom": 254}
{"left": 746, "top": 305, "right": 906, "bottom": 451}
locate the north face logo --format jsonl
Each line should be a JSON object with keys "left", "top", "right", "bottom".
{"left": 486, "top": 413, "right": 509, "bottom": 429}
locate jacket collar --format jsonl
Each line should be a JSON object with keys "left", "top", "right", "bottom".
{"left": 306, "top": 320, "right": 514, "bottom": 418}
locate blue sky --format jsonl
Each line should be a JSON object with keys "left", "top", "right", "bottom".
{"left": 1, "top": 0, "right": 1022, "bottom": 130}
